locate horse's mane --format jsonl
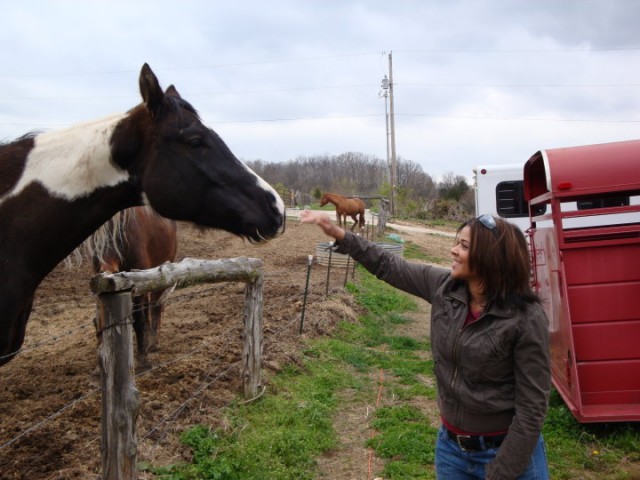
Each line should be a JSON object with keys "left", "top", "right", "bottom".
{"left": 65, "top": 207, "right": 146, "bottom": 268}
{"left": 0, "top": 132, "right": 40, "bottom": 148}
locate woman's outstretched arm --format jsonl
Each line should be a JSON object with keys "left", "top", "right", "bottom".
{"left": 299, "top": 210, "right": 346, "bottom": 241}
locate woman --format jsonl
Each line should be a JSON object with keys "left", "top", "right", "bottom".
{"left": 300, "top": 210, "right": 551, "bottom": 480}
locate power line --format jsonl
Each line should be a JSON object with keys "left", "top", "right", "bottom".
{"left": 0, "top": 83, "right": 380, "bottom": 101}
{"left": 2, "top": 112, "right": 639, "bottom": 131}
{"left": 394, "top": 113, "right": 640, "bottom": 123}
{"left": 2, "top": 80, "right": 638, "bottom": 102}
{"left": 395, "top": 47, "right": 640, "bottom": 54}
{"left": 397, "top": 82, "right": 640, "bottom": 88}
{"left": 1, "top": 46, "right": 639, "bottom": 78}
{"left": 0, "top": 52, "right": 383, "bottom": 79}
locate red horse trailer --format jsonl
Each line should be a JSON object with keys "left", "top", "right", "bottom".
{"left": 524, "top": 139, "right": 640, "bottom": 423}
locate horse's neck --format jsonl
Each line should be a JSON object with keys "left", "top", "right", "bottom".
{"left": 77, "top": 208, "right": 133, "bottom": 266}
{"left": 0, "top": 113, "right": 138, "bottom": 280}
{"left": 10, "top": 113, "right": 130, "bottom": 202}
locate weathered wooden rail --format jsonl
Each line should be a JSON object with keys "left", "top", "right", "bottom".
{"left": 91, "top": 257, "right": 264, "bottom": 480}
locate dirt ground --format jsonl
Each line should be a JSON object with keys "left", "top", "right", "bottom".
{"left": 0, "top": 215, "right": 455, "bottom": 480}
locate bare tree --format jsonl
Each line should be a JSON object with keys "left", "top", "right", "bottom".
{"left": 438, "top": 171, "right": 470, "bottom": 201}
{"left": 245, "top": 153, "right": 441, "bottom": 216}
{"left": 397, "top": 158, "right": 437, "bottom": 201}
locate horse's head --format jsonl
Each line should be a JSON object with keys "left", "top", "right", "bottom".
{"left": 111, "top": 64, "right": 285, "bottom": 242}
{"left": 319, "top": 194, "right": 328, "bottom": 206}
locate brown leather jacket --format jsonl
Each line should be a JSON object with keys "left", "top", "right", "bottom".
{"left": 335, "top": 232, "right": 551, "bottom": 479}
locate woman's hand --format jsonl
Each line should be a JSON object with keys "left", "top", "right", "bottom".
{"left": 299, "top": 210, "right": 346, "bottom": 241}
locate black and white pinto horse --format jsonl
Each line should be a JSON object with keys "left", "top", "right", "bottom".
{"left": 0, "top": 63, "right": 285, "bottom": 366}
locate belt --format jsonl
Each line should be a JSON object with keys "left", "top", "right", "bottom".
{"left": 446, "top": 428, "right": 506, "bottom": 452}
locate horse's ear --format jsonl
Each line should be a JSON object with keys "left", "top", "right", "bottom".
{"left": 165, "top": 85, "right": 181, "bottom": 98}
{"left": 139, "top": 63, "right": 165, "bottom": 116}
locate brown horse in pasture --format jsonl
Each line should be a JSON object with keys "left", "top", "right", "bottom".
{"left": 81, "top": 206, "right": 177, "bottom": 364}
{"left": 320, "top": 192, "right": 366, "bottom": 231}
{"left": 0, "top": 64, "right": 285, "bottom": 367}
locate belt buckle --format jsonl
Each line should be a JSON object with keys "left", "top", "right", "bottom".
{"left": 456, "top": 434, "right": 474, "bottom": 452}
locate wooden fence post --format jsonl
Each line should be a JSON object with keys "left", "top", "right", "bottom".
{"left": 377, "top": 200, "right": 388, "bottom": 237}
{"left": 242, "top": 272, "right": 264, "bottom": 397}
{"left": 96, "top": 290, "right": 139, "bottom": 480}
{"left": 91, "top": 257, "right": 265, "bottom": 477}
{"left": 92, "top": 257, "right": 267, "bottom": 400}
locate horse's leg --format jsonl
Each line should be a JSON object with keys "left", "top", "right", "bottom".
{"left": 146, "top": 290, "right": 164, "bottom": 352}
{"left": 349, "top": 214, "right": 358, "bottom": 231}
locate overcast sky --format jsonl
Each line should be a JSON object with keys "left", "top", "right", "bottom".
{"left": 1, "top": 1, "right": 639, "bottom": 183}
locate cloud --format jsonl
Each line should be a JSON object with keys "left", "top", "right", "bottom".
{"left": 1, "top": 1, "right": 639, "bottom": 183}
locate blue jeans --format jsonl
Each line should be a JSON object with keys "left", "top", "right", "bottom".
{"left": 435, "top": 425, "right": 549, "bottom": 479}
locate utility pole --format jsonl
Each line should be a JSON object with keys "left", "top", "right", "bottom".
{"left": 380, "top": 51, "right": 398, "bottom": 216}
{"left": 380, "top": 75, "right": 392, "bottom": 213}
{"left": 388, "top": 52, "right": 398, "bottom": 216}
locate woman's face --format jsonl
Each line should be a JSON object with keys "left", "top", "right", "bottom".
{"left": 450, "top": 225, "right": 475, "bottom": 281}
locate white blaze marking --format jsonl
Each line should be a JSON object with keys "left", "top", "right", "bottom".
{"left": 241, "top": 162, "right": 285, "bottom": 215}
{"left": 4, "top": 113, "right": 130, "bottom": 202}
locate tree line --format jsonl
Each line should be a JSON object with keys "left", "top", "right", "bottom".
{"left": 245, "top": 152, "right": 474, "bottom": 220}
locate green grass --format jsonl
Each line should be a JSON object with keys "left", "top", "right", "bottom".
{"left": 403, "top": 241, "right": 449, "bottom": 265}
{"left": 390, "top": 217, "right": 460, "bottom": 231}
{"left": 342, "top": 269, "right": 437, "bottom": 479}
{"left": 543, "top": 391, "right": 640, "bottom": 479}
{"left": 344, "top": 269, "right": 417, "bottom": 317}
{"left": 367, "top": 405, "right": 438, "bottom": 475}
{"left": 308, "top": 202, "right": 336, "bottom": 212}
{"left": 148, "top": 355, "right": 358, "bottom": 479}
{"left": 145, "top": 267, "right": 436, "bottom": 479}
{"left": 145, "top": 242, "right": 640, "bottom": 479}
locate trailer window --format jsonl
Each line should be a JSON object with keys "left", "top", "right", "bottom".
{"left": 495, "top": 181, "right": 546, "bottom": 217}
{"left": 577, "top": 195, "right": 630, "bottom": 210}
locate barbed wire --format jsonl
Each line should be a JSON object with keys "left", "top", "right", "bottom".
{"left": 0, "top": 258, "right": 347, "bottom": 463}
{"left": 0, "top": 386, "right": 101, "bottom": 451}
{"left": 0, "top": 305, "right": 242, "bottom": 452}
{"left": 1, "top": 266, "right": 324, "bottom": 363}
{"left": 141, "top": 362, "right": 239, "bottom": 441}
{"left": 0, "top": 304, "right": 143, "bottom": 362}
{"left": 0, "top": 322, "right": 93, "bottom": 362}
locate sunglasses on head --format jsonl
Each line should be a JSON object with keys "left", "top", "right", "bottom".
{"left": 478, "top": 214, "right": 498, "bottom": 236}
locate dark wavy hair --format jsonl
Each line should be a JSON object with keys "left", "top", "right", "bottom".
{"left": 458, "top": 215, "right": 538, "bottom": 310}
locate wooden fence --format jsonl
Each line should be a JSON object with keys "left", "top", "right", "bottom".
{"left": 91, "top": 257, "right": 265, "bottom": 480}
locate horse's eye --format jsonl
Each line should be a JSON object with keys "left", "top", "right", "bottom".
{"left": 187, "top": 137, "right": 203, "bottom": 147}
